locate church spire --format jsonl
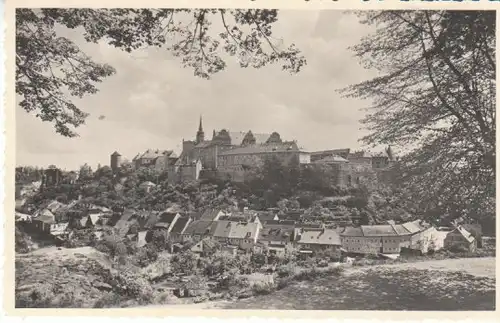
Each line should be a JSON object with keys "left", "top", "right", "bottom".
{"left": 196, "top": 115, "right": 205, "bottom": 144}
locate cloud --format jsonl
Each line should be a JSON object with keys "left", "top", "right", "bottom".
{"left": 16, "top": 9, "right": 377, "bottom": 170}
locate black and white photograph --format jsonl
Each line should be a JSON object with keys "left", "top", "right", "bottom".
{"left": 12, "top": 5, "right": 496, "bottom": 311}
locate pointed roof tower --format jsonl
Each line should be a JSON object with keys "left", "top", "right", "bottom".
{"left": 196, "top": 115, "right": 205, "bottom": 144}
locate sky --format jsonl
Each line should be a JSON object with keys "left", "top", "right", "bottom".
{"left": 16, "top": 10, "right": 379, "bottom": 171}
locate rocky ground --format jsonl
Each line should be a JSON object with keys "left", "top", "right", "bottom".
{"left": 16, "top": 247, "right": 496, "bottom": 310}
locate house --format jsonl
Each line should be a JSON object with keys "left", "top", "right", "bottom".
{"left": 444, "top": 226, "right": 477, "bottom": 252}
{"left": 168, "top": 217, "right": 193, "bottom": 243}
{"left": 210, "top": 221, "right": 261, "bottom": 251}
{"left": 340, "top": 221, "right": 436, "bottom": 255}
{"left": 340, "top": 225, "right": 409, "bottom": 255}
{"left": 191, "top": 238, "right": 218, "bottom": 257}
{"left": 256, "top": 212, "right": 279, "bottom": 224}
{"left": 294, "top": 228, "right": 341, "bottom": 254}
{"left": 281, "top": 209, "right": 304, "bottom": 222}
{"left": 462, "top": 223, "right": 483, "bottom": 248}
{"left": 258, "top": 225, "right": 295, "bottom": 257}
{"left": 181, "top": 220, "right": 216, "bottom": 242}
{"left": 153, "top": 211, "right": 181, "bottom": 234}
{"left": 219, "top": 213, "right": 262, "bottom": 230}
{"left": 32, "top": 212, "right": 68, "bottom": 236}
{"left": 139, "top": 181, "right": 157, "bottom": 193}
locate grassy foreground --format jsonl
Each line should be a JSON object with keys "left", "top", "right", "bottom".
{"left": 217, "top": 258, "right": 496, "bottom": 310}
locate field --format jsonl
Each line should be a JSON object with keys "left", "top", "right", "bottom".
{"left": 216, "top": 257, "right": 496, "bottom": 310}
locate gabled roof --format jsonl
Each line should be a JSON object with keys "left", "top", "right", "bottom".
{"left": 295, "top": 228, "right": 341, "bottom": 246}
{"left": 158, "top": 211, "right": 179, "bottom": 224}
{"left": 88, "top": 214, "right": 102, "bottom": 226}
{"left": 259, "top": 226, "right": 294, "bottom": 243}
{"left": 227, "top": 131, "right": 271, "bottom": 146}
{"left": 401, "top": 220, "right": 426, "bottom": 234}
{"left": 265, "top": 220, "right": 295, "bottom": 227}
{"left": 361, "top": 225, "right": 398, "bottom": 237}
{"left": 136, "top": 149, "right": 173, "bottom": 160}
{"left": 183, "top": 220, "right": 214, "bottom": 236}
{"left": 340, "top": 226, "right": 364, "bottom": 237}
{"left": 391, "top": 224, "right": 412, "bottom": 236}
{"left": 170, "top": 217, "right": 191, "bottom": 234}
{"left": 454, "top": 226, "right": 476, "bottom": 243}
{"left": 35, "top": 213, "right": 56, "bottom": 224}
{"left": 256, "top": 213, "right": 278, "bottom": 223}
{"left": 200, "top": 208, "right": 223, "bottom": 221}
{"left": 211, "top": 221, "right": 260, "bottom": 240}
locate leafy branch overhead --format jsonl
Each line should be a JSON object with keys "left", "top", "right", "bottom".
{"left": 340, "top": 10, "right": 495, "bottom": 221}
{"left": 16, "top": 8, "right": 307, "bottom": 137}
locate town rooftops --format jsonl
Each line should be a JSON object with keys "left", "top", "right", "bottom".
{"left": 35, "top": 213, "right": 56, "bottom": 224}
{"left": 340, "top": 221, "right": 429, "bottom": 237}
{"left": 361, "top": 225, "right": 400, "bottom": 237}
{"left": 211, "top": 221, "right": 260, "bottom": 240}
{"left": 340, "top": 226, "right": 364, "bottom": 237}
{"left": 134, "top": 149, "right": 173, "bottom": 160}
{"left": 264, "top": 220, "right": 296, "bottom": 227}
{"left": 218, "top": 141, "right": 300, "bottom": 156}
{"left": 170, "top": 217, "right": 192, "bottom": 234}
{"left": 401, "top": 220, "right": 427, "bottom": 234}
{"left": 226, "top": 131, "right": 272, "bottom": 146}
{"left": 200, "top": 208, "right": 224, "bottom": 221}
{"left": 259, "top": 226, "right": 293, "bottom": 243}
{"left": 256, "top": 212, "right": 278, "bottom": 223}
{"left": 183, "top": 220, "right": 215, "bottom": 236}
{"left": 158, "top": 211, "right": 179, "bottom": 224}
{"left": 295, "top": 228, "right": 341, "bottom": 246}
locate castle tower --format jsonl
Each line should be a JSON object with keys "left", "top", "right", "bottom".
{"left": 196, "top": 115, "right": 205, "bottom": 144}
{"left": 110, "top": 151, "right": 122, "bottom": 172}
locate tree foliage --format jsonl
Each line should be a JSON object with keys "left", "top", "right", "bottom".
{"left": 341, "top": 10, "right": 496, "bottom": 221}
{"left": 16, "top": 8, "right": 306, "bottom": 137}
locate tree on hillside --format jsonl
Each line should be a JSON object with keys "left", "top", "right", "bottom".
{"left": 341, "top": 11, "right": 495, "bottom": 221}
{"left": 16, "top": 9, "right": 306, "bottom": 137}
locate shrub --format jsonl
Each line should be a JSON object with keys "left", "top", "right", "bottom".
{"left": 251, "top": 282, "right": 276, "bottom": 296}
{"left": 16, "top": 284, "right": 55, "bottom": 308}
{"left": 93, "top": 292, "right": 124, "bottom": 308}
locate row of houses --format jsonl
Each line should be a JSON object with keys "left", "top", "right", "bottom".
{"left": 18, "top": 203, "right": 479, "bottom": 258}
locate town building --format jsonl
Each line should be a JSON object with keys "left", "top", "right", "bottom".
{"left": 210, "top": 220, "right": 261, "bottom": 251}
{"left": 132, "top": 149, "right": 177, "bottom": 171}
{"left": 168, "top": 216, "right": 193, "bottom": 243}
{"left": 174, "top": 116, "right": 310, "bottom": 183}
{"left": 444, "top": 226, "right": 477, "bottom": 252}
{"left": 340, "top": 221, "right": 437, "bottom": 255}
{"left": 293, "top": 228, "right": 342, "bottom": 255}
{"left": 258, "top": 224, "right": 295, "bottom": 256}
{"left": 110, "top": 151, "right": 122, "bottom": 172}
{"left": 181, "top": 220, "right": 217, "bottom": 242}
